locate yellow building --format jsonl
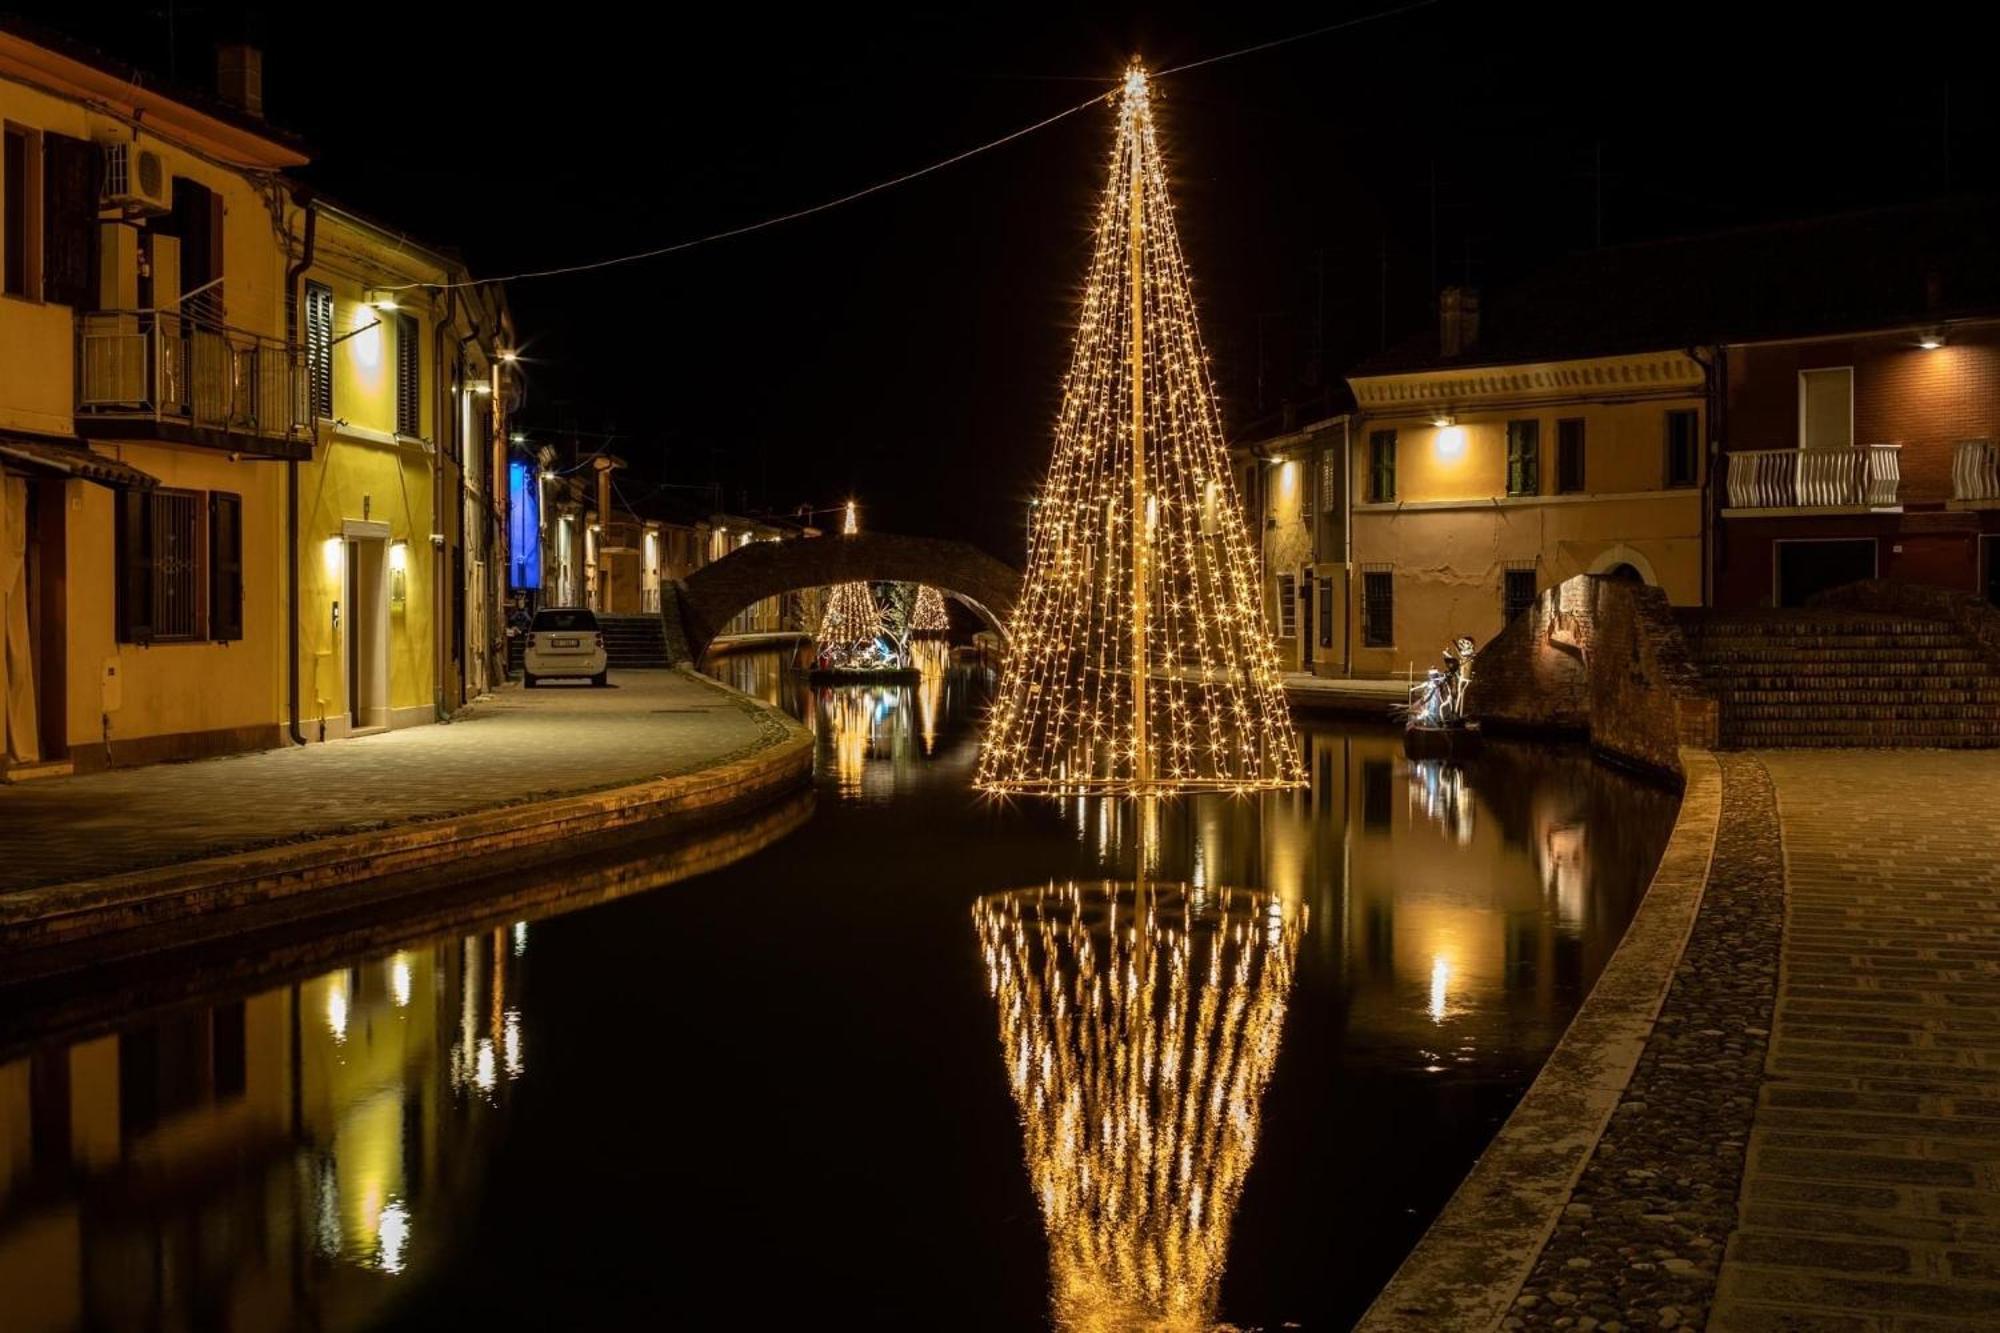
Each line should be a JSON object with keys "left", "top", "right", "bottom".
{"left": 287, "top": 199, "right": 513, "bottom": 739}
{"left": 1343, "top": 288, "right": 1706, "bottom": 677}
{"left": 1232, "top": 414, "right": 1352, "bottom": 676}
{"left": 0, "top": 26, "right": 308, "bottom": 775}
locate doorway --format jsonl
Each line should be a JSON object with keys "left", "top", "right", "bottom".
{"left": 342, "top": 523, "right": 390, "bottom": 732}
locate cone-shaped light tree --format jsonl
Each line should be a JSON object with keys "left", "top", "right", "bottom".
{"left": 816, "top": 501, "right": 885, "bottom": 659}
{"left": 911, "top": 585, "right": 950, "bottom": 633}
{"left": 977, "top": 67, "right": 1306, "bottom": 796}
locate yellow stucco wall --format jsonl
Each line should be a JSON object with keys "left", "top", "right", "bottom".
{"left": 1346, "top": 370, "right": 1706, "bottom": 677}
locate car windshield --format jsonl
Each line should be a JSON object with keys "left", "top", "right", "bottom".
{"left": 532, "top": 609, "right": 598, "bottom": 632}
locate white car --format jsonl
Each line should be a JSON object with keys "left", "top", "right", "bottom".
{"left": 523, "top": 608, "right": 608, "bottom": 687}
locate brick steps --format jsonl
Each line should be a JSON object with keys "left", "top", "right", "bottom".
{"left": 598, "top": 614, "right": 671, "bottom": 670}
{"left": 1686, "top": 611, "right": 2000, "bottom": 749}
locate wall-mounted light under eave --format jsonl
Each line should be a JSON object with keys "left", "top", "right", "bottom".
{"left": 1433, "top": 414, "right": 1466, "bottom": 461}
{"left": 1919, "top": 328, "right": 1946, "bottom": 350}
{"left": 363, "top": 288, "right": 399, "bottom": 312}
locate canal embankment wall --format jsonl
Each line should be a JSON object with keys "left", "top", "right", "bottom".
{"left": 0, "top": 668, "right": 813, "bottom": 973}
{"left": 1471, "top": 575, "right": 1718, "bottom": 784}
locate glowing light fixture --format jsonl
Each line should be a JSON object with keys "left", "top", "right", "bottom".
{"left": 975, "top": 64, "right": 1305, "bottom": 796}
{"left": 364, "top": 288, "right": 399, "bottom": 311}
{"left": 498, "top": 348, "right": 519, "bottom": 364}
{"left": 1919, "top": 329, "right": 1945, "bottom": 350}
{"left": 1434, "top": 424, "right": 1467, "bottom": 460}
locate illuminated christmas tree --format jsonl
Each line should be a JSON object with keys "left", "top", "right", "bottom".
{"left": 976, "top": 67, "right": 1305, "bottom": 796}
{"left": 973, "top": 881, "right": 1305, "bottom": 1329}
{"left": 911, "top": 585, "right": 949, "bottom": 634}
{"left": 816, "top": 501, "right": 886, "bottom": 663}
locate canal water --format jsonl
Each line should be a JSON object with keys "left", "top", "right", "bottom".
{"left": 0, "top": 646, "right": 1678, "bottom": 1331}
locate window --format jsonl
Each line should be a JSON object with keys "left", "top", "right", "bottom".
{"left": 1506, "top": 419, "right": 1540, "bottom": 496}
{"left": 396, "top": 311, "right": 421, "bottom": 436}
{"left": 1367, "top": 429, "right": 1396, "bottom": 503}
{"left": 1317, "top": 444, "right": 1342, "bottom": 556}
{"left": 40, "top": 132, "right": 95, "bottom": 308}
{"left": 1362, "top": 570, "right": 1394, "bottom": 647}
{"left": 168, "top": 179, "right": 221, "bottom": 314}
{"left": 208, "top": 491, "right": 243, "bottom": 641}
{"left": 304, "top": 281, "right": 333, "bottom": 418}
{"left": 117, "top": 488, "right": 205, "bottom": 643}
{"left": 1503, "top": 567, "right": 1537, "bottom": 622}
{"left": 3, "top": 123, "right": 41, "bottom": 299}
{"left": 1664, "top": 409, "right": 1700, "bottom": 488}
{"left": 1276, "top": 573, "right": 1297, "bottom": 638}
{"left": 531, "top": 608, "right": 599, "bottom": 632}
{"left": 1317, "top": 577, "right": 1334, "bottom": 649}
{"left": 1556, "top": 418, "right": 1585, "bottom": 494}
{"left": 1799, "top": 367, "right": 1853, "bottom": 451}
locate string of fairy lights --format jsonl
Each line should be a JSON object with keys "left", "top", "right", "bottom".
{"left": 973, "top": 881, "right": 1305, "bottom": 1328}
{"left": 816, "top": 500, "right": 885, "bottom": 655}
{"left": 975, "top": 69, "right": 1306, "bottom": 796}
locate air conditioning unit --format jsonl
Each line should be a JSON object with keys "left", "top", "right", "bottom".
{"left": 101, "top": 142, "right": 170, "bottom": 215}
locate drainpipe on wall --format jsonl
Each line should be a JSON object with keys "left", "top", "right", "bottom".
{"left": 284, "top": 191, "right": 317, "bottom": 747}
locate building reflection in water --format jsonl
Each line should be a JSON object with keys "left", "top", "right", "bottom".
{"left": 974, "top": 881, "right": 1306, "bottom": 1331}
{"left": 0, "top": 924, "right": 530, "bottom": 1332}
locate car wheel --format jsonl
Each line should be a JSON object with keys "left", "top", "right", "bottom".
{"left": 591, "top": 671, "right": 608, "bottom": 688}
{"left": 524, "top": 672, "right": 538, "bottom": 688}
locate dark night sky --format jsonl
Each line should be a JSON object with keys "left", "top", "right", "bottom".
{"left": 15, "top": 3, "right": 1996, "bottom": 557}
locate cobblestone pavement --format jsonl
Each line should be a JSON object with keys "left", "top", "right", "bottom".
{"left": 0, "top": 670, "right": 787, "bottom": 893}
{"left": 1713, "top": 750, "right": 2000, "bottom": 1330}
{"left": 1507, "top": 753, "right": 1785, "bottom": 1333}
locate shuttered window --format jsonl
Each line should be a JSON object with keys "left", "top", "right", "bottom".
{"left": 1367, "top": 430, "right": 1396, "bottom": 503}
{"left": 3, "top": 123, "right": 37, "bottom": 299}
{"left": 40, "top": 132, "right": 94, "bottom": 307}
{"left": 1664, "top": 408, "right": 1700, "bottom": 488}
{"left": 1317, "top": 445, "right": 1342, "bottom": 557}
{"left": 1362, "top": 570, "right": 1394, "bottom": 647}
{"left": 1507, "top": 420, "right": 1541, "bottom": 496}
{"left": 396, "top": 311, "right": 420, "bottom": 436}
{"left": 208, "top": 491, "right": 242, "bottom": 641}
{"left": 1556, "top": 418, "right": 1585, "bottom": 494}
{"left": 305, "top": 281, "right": 333, "bottom": 418}
{"left": 1276, "top": 573, "right": 1297, "bottom": 638}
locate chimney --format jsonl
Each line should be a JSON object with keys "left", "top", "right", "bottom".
{"left": 1439, "top": 285, "right": 1481, "bottom": 358}
{"left": 215, "top": 44, "right": 264, "bottom": 118}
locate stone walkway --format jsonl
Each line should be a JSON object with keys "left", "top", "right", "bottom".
{"left": 0, "top": 669, "right": 785, "bottom": 893}
{"left": 1714, "top": 751, "right": 2000, "bottom": 1330}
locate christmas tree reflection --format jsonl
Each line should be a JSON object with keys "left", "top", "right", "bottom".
{"left": 973, "top": 880, "right": 1305, "bottom": 1330}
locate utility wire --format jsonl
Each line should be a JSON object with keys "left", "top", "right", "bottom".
{"left": 389, "top": 0, "right": 1440, "bottom": 292}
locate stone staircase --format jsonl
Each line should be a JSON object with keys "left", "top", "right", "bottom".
{"left": 597, "top": 613, "right": 672, "bottom": 670}
{"left": 1680, "top": 610, "right": 2000, "bottom": 748}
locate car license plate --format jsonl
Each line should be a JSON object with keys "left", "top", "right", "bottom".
{"left": 552, "top": 637, "right": 579, "bottom": 648}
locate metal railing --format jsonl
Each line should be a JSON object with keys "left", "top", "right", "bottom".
{"left": 1953, "top": 439, "right": 2000, "bottom": 503}
{"left": 77, "top": 310, "right": 307, "bottom": 445}
{"left": 1724, "top": 444, "right": 1901, "bottom": 510}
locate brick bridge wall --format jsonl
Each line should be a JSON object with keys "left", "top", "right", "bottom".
{"left": 666, "top": 532, "right": 1021, "bottom": 664}
{"left": 1472, "top": 574, "right": 1716, "bottom": 783}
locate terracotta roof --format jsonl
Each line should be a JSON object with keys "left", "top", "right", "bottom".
{"left": 1351, "top": 197, "right": 2000, "bottom": 378}
{"left": 0, "top": 433, "right": 158, "bottom": 488}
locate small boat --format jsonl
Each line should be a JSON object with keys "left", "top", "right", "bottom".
{"left": 1403, "top": 722, "right": 1482, "bottom": 760}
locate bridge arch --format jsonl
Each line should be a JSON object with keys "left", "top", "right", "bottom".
{"left": 667, "top": 531, "right": 1021, "bottom": 664}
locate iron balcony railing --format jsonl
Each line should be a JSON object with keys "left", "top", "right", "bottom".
{"left": 1953, "top": 439, "right": 2000, "bottom": 503}
{"left": 77, "top": 310, "right": 308, "bottom": 445}
{"left": 1723, "top": 444, "right": 1901, "bottom": 511}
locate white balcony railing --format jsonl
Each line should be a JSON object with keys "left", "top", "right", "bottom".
{"left": 77, "top": 310, "right": 308, "bottom": 446}
{"left": 1953, "top": 439, "right": 2000, "bottom": 503}
{"left": 1724, "top": 444, "right": 1901, "bottom": 511}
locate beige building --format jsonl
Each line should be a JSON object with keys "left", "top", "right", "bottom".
{"left": 1231, "top": 414, "right": 1352, "bottom": 676}
{"left": 1342, "top": 289, "right": 1706, "bottom": 677}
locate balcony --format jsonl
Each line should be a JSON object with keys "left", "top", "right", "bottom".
{"left": 1722, "top": 444, "right": 1901, "bottom": 515}
{"left": 76, "top": 311, "right": 311, "bottom": 459}
{"left": 1952, "top": 439, "right": 2000, "bottom": 506}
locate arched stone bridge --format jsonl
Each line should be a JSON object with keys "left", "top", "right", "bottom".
{"left": 664, "top": 531, "right": 1021, "bottom": 664}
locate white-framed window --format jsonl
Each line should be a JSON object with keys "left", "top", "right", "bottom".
{"left": 1799, "top": 367, "right": 1854, "bottom": 451}
{"left": 1276, "top": 573, "right": 1297, "bottom": 638}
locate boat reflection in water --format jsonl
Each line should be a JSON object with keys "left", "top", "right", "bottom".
{"left": 974, "top": 880, "right": 1306, "bottom": 1332}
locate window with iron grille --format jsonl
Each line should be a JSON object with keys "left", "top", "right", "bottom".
{"left": 1507, "top": 420, "right": 1540, "bottom": 496}
{"left": 304, "top": 281, "right": 333, "bottom": 418}
{"left": 117, "top": 488, "right": 205, "bottom": 642}
{"left": 1556, "top": 418, "right": 1585, "bottom": 494}
{"left": 1503, "top": 567, "right": 1537, "bottom": 622}
{"left": 1317, "top": 576, "right": 1334, "bottom": 649}
{"left": 395, "top": 311, "right": 420, "bottom": 436}
{"left": 1367, "top": 429, "right": 1396, "bottom": 502}
{"left": 1664, "top": 408, "right": 1700, "bottom": 488}
{"left": 1362, "top": 570, "right": 1393, "bottom": 647}
{"left": 1276, "top": 573, "right": 1297, "bottom": 638}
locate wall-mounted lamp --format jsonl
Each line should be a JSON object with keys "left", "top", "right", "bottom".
{"left": 1432, "top": 412, "right": 1457, "bottom": 429}
{"left": 498, "top": 348, "right": 519, "bottom": 365}
{"left": 363, "top": 288, "right": 400, "bottom": 312}
{"left": 1434, "top": 422, "right": 1467, "bottom": 461}
{"left": 1919, "top": 329, "right": 1946, "bottom": 351}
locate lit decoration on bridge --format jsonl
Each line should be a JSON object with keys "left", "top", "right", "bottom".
{"left": 912, "top": 584, "right": 950, "bottom": 634}
{"left": 973, "top": 880, "right": 1305, "bottom": 1329}
{"left": 977, "top": 66, "right": 1303, "bottom": 796}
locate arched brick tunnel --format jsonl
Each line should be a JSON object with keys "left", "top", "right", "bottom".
{"left": 665, "top": 532, "right": 1021, "bottom": 664}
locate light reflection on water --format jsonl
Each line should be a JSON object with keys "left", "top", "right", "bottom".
{"left": 0, "top": 649, "right": 1677, "bottom": 1330}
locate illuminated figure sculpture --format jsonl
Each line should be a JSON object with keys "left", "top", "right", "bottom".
{"left": 1407, "top": 636, "right": 1477, "bottom": 730}
{"left": 976, "top": 67, "right": 1304, "bottom": 796}
{"left": 973, "top": 881, "right": 1304, "bottom": 1330}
